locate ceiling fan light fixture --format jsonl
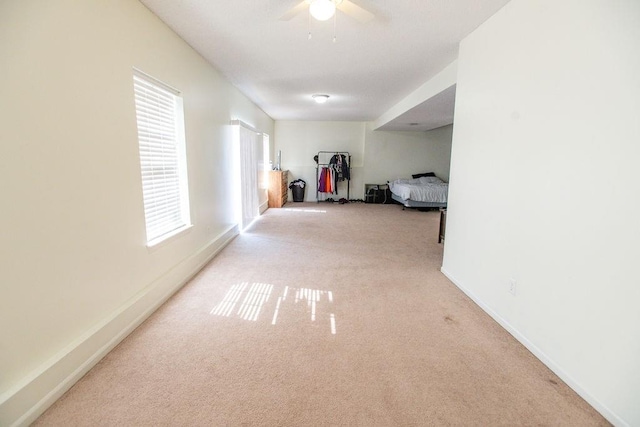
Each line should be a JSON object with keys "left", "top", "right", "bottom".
{"left": 312, "top": 94, "right": 330, "bottom": 104}
{"left": 309, "top": 0, "right": 336, "bottom": 21}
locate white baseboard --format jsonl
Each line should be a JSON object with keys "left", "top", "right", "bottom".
{"left": 0, "top": 225, "right": 239, "bottom": 427}
{"left": 440, "top": 267, "right": 626, "bottom": 427}
{"left": 259, "top": 200, "right": 269, "bottom": 214}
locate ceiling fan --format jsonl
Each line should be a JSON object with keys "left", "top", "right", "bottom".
{"left": 280, "top": 0, "right": 375, "bottom": 24}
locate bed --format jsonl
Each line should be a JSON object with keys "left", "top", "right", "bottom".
{"left": 388, "top": 175, "right": 448, "bottom": 209}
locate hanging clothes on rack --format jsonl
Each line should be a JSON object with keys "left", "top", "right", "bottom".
{"left": 329, "top": 154, "right": 350, "bottom": 181}
{"left": 318, "top": 167, "right": 336, "bottom": 193}
{"left": 318, "top": 167, "right": 327, "bottom": 192}
{"left": 316, "top": 151, "right": 351, "bottom": 202}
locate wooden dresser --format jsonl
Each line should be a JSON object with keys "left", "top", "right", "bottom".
{"left": 268, "top": 170, "right": 288, "bottom": 208}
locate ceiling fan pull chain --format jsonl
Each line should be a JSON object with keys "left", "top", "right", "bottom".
{"left": 333, "top": 9, "right": 337, "bottom": 43}
{"left": 308, "top": 8, "right": 312, "bottom": 40}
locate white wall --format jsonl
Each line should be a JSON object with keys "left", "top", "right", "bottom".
{"left": 364, "top": 124, "right": 453, "bottom": 184}
{"left": 274, "top": 121, "right": 452, "bottom": 201}
{"left": 442, "top": 0, "right": 640, "bottom": 425}
{"left": 0, "top": 1, "right": 273, "bottom": 425}
{"left": 274, "top": 121, "right": 366, "bottom": 201}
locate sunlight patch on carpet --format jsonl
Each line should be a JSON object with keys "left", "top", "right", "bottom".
{"left": 237, "top": 282, "right": 273, "bottom": 321}
{"left": 209, "top": 282, "right": 273, "bottom": 321}
{"left": 211, "top": 283, "right": 336, "bottom": 335}
{"left": 209, "top": 282, "right": 248, "bottom": 317}
{"left": 283, "top": 208, "right": 327, "bottom": 213}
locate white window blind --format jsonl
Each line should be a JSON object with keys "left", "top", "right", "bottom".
{"left": 133, "top": 70, "right": 191, "bottom": 245}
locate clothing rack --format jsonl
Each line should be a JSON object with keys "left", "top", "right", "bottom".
{"left": 315, "top": 151, "right": 351, "bottom": 203}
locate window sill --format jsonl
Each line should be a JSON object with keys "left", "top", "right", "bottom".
{"left": 146, "top": 224, "right": 193, "bottom": 252}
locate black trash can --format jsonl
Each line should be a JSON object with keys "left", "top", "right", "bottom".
{"left": 289, "top": 179, "right": 306, "bottom": 202}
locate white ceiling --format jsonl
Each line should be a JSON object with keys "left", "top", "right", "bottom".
{"left": 139, "top": 0, "right": 509, "bottom": 131}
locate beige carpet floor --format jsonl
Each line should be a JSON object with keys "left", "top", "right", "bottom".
{"left": 34, "top": 203, "right": 609, "bottom": 426}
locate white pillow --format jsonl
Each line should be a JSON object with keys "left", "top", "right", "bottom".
{"left": 418, "top": 176, "right": 443, "bottom": 184}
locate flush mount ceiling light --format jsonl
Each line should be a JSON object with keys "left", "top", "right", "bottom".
{"left": 308, "top": 0, "right": 337, "bottom": 21}
{"left": 312, "top": 94, "right": 330, "bottom": 104}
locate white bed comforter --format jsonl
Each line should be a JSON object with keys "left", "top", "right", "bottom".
{"left": 389, "top": 176, "right": 448, "bottom": 202}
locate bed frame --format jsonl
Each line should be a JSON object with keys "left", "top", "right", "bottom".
{"left": 391, "top": 193, "right": 447, "bottom": 210}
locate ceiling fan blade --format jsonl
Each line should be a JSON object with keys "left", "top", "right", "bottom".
{"left": 279, "top": 1, "right": 308, "bottom": 21}
{"left": 337, "top": 0, "right": 375, "bottom": 23}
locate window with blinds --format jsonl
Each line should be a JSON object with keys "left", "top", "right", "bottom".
{"left": 133, "top": 70, "right": 191, "bottom": 245}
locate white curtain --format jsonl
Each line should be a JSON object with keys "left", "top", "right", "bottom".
{"left": 238, "top": 125, "right": 259, "bottom": 230}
